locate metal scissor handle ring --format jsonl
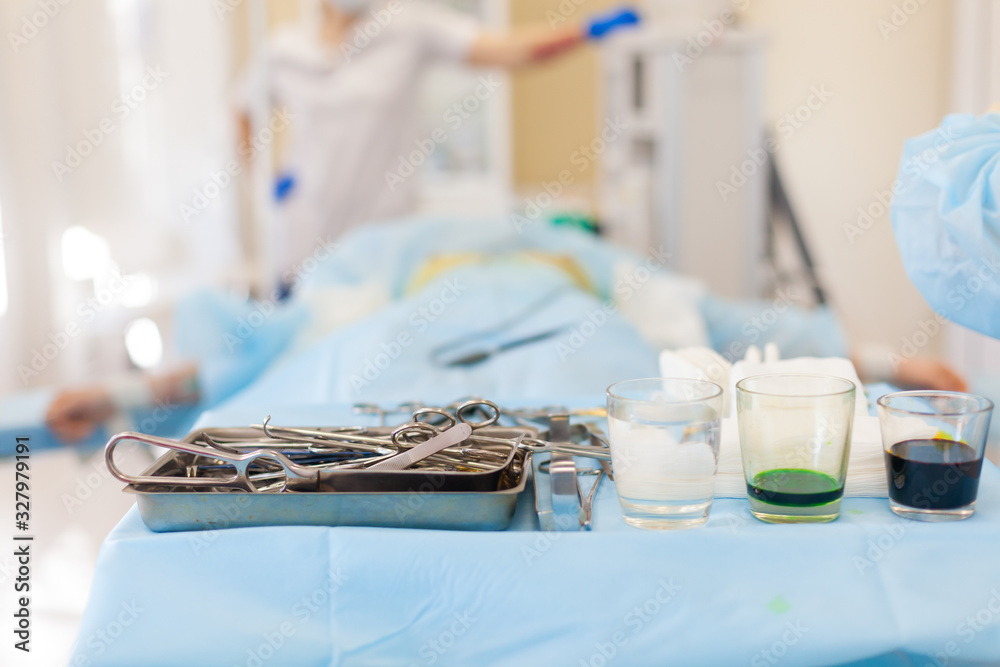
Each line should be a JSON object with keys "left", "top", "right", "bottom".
{"left": 412, "top": 408, "right": 456, "bottom": 428}
{"left": 105, "top": 431, "right": 318, "bottom": 492}
{"left": 391, "top": 421, "right": 440, "bottom": 447}
{"left": 455, "top": 399, "right": 500, "bottom": 429}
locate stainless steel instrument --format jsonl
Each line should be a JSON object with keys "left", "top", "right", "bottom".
{"left": 106, "top": 399, "right": 612, "bottom": 532}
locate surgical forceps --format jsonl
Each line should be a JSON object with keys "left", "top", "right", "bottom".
{"left": 106, "top": 400, "right": 526, "bottom": 492}
{"left": 429, "top": 287, "right": 571, "bottom": 368}
{"left": 105, "top": 431, "right": 341, "bottom": 492}
{"left": 403, "top": 401, "right": 613, "bottom": 462}
{"left": 107, "top": 426, "right": 475, "bottom": 492}
{"left": 354, "top": 399, "right": 613, "bottom": 462}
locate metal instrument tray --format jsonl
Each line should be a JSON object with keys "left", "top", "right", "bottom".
{"left": 123, "top": 426, "right": 531, "bottom": 533}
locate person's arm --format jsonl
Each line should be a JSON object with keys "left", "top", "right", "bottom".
{"left": 892, "top": 358, "right": 968, "bottom": 393}
{"left": 237, "top": 111, "right": 253, "bottom": 162}
{"left": 45, "top": 363, "right": 201, "bottom": 443}
{"left": 466, "top": 7, "right": 639, "bottom": 68}
{"left": 853, "top": 346, "right": 968, "bottom": 393}
{"left": 467, "top": 24, "right": 586, "bottom": 68}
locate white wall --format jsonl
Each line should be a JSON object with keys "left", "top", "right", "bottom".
{"left": 0, "top": 0, "right": 238, "bottom": 395}
{"left": 741, "top": 0, "right": 954, "bottom": 352}
{"left": 0, "top": 0, "right": 112, "bottom": 393}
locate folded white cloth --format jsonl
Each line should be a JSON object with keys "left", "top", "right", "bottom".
{"left": 654, "top": 352, "right": 883, "bottom": 497}
{"left": 658, "top": 347, "right": 735, "bottom": 414}
{"left": 713, "top": 416, "right": 887, "bottom": 498}
{"left": 659, "top": 351, "right": 869, "bottom": 420}
{"left": 729, "top": 356, "right": 869, "bottom": 420}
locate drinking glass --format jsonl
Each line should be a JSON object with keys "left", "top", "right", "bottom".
{"left": 606, "top": 378, "right": 723, "bottom": 529}
{"left": 736, "top": 374, "right": 856, "bottom": 523}
{"left": 877, "top": 391, "right": 993, "bottom": 522}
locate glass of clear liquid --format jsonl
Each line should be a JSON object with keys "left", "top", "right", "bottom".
{"left": 606, "top": 378, "right": 724, "bottom": 529}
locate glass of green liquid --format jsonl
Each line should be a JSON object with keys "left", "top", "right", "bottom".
{"left": 736, "top": 374, "right": 856, "bottom": 523}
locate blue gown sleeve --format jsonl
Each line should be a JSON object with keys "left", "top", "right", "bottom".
{"left": 173, "top": 290, "right": 309, "bottom": 408}
{"left": 891, "top": 113, "right": 1000, "bottom": 339}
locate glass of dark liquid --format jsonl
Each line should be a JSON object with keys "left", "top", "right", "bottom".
{"left": 877, "top": 391, "right": 993, "bottom": 522}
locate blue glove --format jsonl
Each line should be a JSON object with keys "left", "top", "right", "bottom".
{"left": 274, "top": 172, "right": 296, "bottom": 201}
{"left": 585, "top": 7, "right": 640, "bottom": 40}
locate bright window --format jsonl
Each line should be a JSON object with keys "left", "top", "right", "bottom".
{"left": 61, "top": 226, "right": 111, "bottom": 281}
{"left": 124, "top": 317, "right": 163, "bottom": 369}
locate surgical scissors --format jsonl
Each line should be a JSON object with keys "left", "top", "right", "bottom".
{"left": 403, "top": 401, "right": 611, "bottom": 462}
{"left": 106, "top": 426, "right": 487, "bottom": 492}
{"left": 105, "top": 399, "right": 611, "bottom": 494}
{"left": 346, "top": 399, "right": 614, "bottom": 462}
{"left": 106, "top": 431, "right": 342, "bottom": 492}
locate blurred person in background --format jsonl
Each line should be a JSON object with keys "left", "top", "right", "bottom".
{"left": 45, "top": 2, "right": 642, "bottom": 442}
{"left": 236, "top": 0, "right": 641, "bottom": 284}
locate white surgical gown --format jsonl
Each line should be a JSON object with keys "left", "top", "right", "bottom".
{"left": 891, "top": 113, "right": 1000, "bottom": 339}
{"left": 236, "top": 2, "right": 479, "bottom": 276}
